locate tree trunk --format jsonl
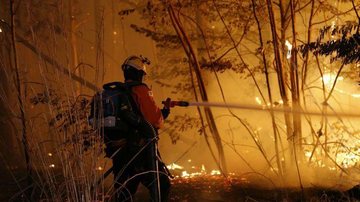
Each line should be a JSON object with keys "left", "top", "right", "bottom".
{"left": 267, "top": 0, "right": 298, "bottom": 162}
{"left": 10, "top": 0, "right": 32, "bottom": 189}
{"left": 251, "top": 0, "right": 283, "bottom": 176}
{"left": 16, "top": 34, "right": 99, "bottom": 91}
{"left": 168, "top": 5, "right": 228, "bottom": 174}
{"left": 94, "top": 1, "right": 105, "bottom": 87}
{"left": 69, "top": 0, "right": 81, "bottom": 95}
{"left": 290, "top": 0, "right": 304, "bottom": 192}
{"left": 0, "top": 30, "right": 25, "bottom": 178}
{"left": 289, "top": 0, "right": 302, "bottom": 152}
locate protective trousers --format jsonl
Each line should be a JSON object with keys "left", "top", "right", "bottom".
{"left": 112, "top": 143, "right": 171, "bottom": 202}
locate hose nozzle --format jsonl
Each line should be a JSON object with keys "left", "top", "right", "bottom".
{"left": 162, "top": 98, "right": 189, "bottom": 108}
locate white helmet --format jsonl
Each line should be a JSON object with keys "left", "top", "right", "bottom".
{"left": 121, "top": 55, "right": 149, "bottom": 75}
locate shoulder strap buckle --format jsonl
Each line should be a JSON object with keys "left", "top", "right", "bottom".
{"left": 103, "top": 82, "right": 124, "bottom": 90}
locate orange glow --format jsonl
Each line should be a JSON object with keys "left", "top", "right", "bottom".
{"left": 168, "top": 163, "right": 222, "bottom": 178}
{"left": 285, "top": 40, "right": 292, "bottom": 59}
{"left": 321, "top": 72, "right": 343, "bottom": 86}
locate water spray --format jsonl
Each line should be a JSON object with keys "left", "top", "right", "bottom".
{"left": 162, "top": 99, "right": 360, "bottom": 118}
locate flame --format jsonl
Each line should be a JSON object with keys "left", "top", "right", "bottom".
{"left": 336, "top": 152, "right": 359, "bottom": 168}
{"left": 304, "top": 141, "right": 360, "bottom": 170}
{"left": 333, "top": 88, "right": 360, "bottom": 98}
{"left": 285, "top": 40, "right": 292, "bottom": 59}
{"left": 181, "top": 171, "right": 190, "bottom": 178}
{"left": 168, "top": 163, "right": 223, "bottom": 178}
{"left": 255, "top": 97, "right": 262, "bottom": 105}
{"left": 210, "top": 170, "right": 221, "bottom": 175}
{"left": 350, "top": 93, "right": 360, "bottom": 98}
{"left": 167, "top": 163, "right": 184, "bottom": 170}
{"left": 305, "top": 151, "right": 312, "bottom": 158}
{"left": 331, "top": 20, "right": 336, "bottom": 39}
{"left": 320, "top": 71, "right": 360, "bottom": 98}
{"left": 321, "top": 72, "right": 343, "bottom": 86}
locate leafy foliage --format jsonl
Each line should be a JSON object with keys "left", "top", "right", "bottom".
{"left": 130, "top": 24, "right": 181, "bottom": 49}
{"left": 123, "top": 0, "right": 261, "bottom": 144}
{"left": 200, "top": 59, "right": 233, "bottom": 73}
{"left": 18, "top": 1, "right": 68, "bottom": 39}
{"left": 118, "top": 8, "right": 135, "bottom": 17}
{"left": 30, "top": 88, "right": 97, "bottom": 151}
{"left": 304, "top": 120, "right": 360, "bottom": 168}
{"left": 299, "top": 21, "right": 360, "bottom": 64}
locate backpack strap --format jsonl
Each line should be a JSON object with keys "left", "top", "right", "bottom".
{"left": 102, "top": 81, "right": 146, "bottom": 90}
{"left": 123, "top": 81, "right": 146, "bottom": 116}
{"left": 124, "top": 81, "right": 147, "bottom": 89}
{"left": 101, "top": 81, "right": 146, "bottom": 117}
{"left": 103, "top": 82, "right": 125, "bottom": 90}
{"left": 103, "top": 81, "right": 147, "bottom": 117}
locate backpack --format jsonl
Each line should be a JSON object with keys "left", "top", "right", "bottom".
{"left": 89, "top": 81, "right": 143, "bottom": 133}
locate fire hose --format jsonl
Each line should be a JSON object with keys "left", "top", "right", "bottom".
{"left": 97, "top": 98, "right": 360, "bottom": 199}
{"left": 99, "top": 99, "right": 360, "bottom": 181}
{"left": 162, "top": 99, "right": 360, "bottom": 118}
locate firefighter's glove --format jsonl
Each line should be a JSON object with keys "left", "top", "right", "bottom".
{"left": 161, "top": 108, "right": 170, "bottom": 120}
{"left": 162, "top": 97, "right": 171, "bottom": 109}
{"left": 161, "top": 97, "right": 171, "bottom": 119}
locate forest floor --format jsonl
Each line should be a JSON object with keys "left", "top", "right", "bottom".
{"left": 133, "top": 175, "right": 360, "bottom": 202}
{"left": 2, "top": 169, "right": 360, "bottom": 201}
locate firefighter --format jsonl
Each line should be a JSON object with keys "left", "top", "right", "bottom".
{"left": 110, "top": 55, "right": 171, "bottom": 201}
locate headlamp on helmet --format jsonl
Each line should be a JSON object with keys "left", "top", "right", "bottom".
{"left": 122, "top": 55, "right": 150, "bottom": 75}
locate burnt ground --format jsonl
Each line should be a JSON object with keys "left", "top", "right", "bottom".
{"left": 135, "top": 176, "right": 360, "bottom": 202}
{"left": 2, "top": 170, "right": 360, "bottom": 201}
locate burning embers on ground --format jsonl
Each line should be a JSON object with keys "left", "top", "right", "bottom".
{"left": 163, "top": 160, "right": 359, "bottom": 201}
